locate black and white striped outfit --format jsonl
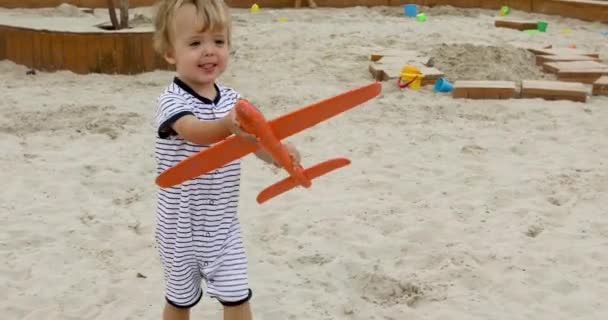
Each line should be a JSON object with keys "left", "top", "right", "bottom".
{"left": 154, "top": 77, "right": 251, "bottom": 308}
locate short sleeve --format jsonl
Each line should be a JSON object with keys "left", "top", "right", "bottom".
{"left": 216, "top": 85, "right": 241, "bottom": 113}
{"left": 156, "top": 93, "right": 194, "bottom": 139}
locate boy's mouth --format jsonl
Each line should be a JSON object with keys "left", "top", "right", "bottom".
{"left": 199, "top": 63, "right": 216, "bottom": 71}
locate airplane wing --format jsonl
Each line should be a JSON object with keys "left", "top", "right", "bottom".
{"left": 155, "top": 81, "right": 382, "bottom": 188}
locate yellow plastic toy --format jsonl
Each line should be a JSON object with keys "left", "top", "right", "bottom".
{"left": 397, "top": 65, "right": 423, "bottom": 90}
{"left": 250, "top": 3, "right": 260, "bottom": 13}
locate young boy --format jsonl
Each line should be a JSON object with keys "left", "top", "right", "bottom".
{"left": 152, "top": 1, "right": 300, "bottom": 319}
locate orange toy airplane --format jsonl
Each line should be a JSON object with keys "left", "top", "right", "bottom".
{"left": 155, "top": 81, "right": 382, "bottom": 204}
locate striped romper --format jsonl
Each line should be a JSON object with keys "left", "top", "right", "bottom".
{"left": 154, "top": 77, "right": 251, "bottom": 308}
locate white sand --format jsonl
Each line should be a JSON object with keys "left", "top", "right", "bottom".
{"left": 1, "top": 4, "right": 608, "bottom": 320}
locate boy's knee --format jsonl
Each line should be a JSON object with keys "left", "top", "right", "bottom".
{"left": 219, "top": 289, "right": 252, "bottom": 307}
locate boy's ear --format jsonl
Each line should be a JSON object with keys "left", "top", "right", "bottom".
{"left": 164, "top": 49, "right": 176, "bottom": 65}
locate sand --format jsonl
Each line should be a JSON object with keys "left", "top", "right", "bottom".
{"left": 1, "top": 4, "right": 608, "bottom": 320}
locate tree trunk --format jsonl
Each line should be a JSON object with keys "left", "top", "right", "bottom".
{"left": 119, "top": 0, "right": 129, "bottom": 29}
{"left": 107, "top": 0, "right": 119, "bottom": 30}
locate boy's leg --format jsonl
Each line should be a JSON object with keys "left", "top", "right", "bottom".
{"left": 163, "top": 303, "right": 191, "bottom": 320}
{"left": 223, "top": 301, "right": 253, "bottom": 320}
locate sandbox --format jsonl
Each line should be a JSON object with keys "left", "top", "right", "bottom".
{"left": 0, "top": 0, "right": 605, "bottom": 75}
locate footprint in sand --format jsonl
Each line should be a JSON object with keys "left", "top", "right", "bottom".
{"left": 354, "top": 272, "right": 427, "bottom": 307}
{"left": 461, "top": 144, "right": 486, "bottom": 156}
{"left": 295, "top": 253, "right": 333, "bottom": 266}
{"left": 525, "top": 224, "right": 544, "bottom": 238}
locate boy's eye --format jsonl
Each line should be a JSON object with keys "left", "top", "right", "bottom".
{"left": 215, "top": 39, "right": 226, "bottom": 45}
{"left": 189, "top": 41, "right": 200, "bottom": 47}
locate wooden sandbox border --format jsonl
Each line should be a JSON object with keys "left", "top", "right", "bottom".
{"left": 0, "top": 0, "right": 605, "bottom": 75}
{"left": 225, "top": 0, "right": 608, "bottom": 22}
{"left": 0, "top": 25, "right": 171, "bottom": 74}
{"left": 0, "top": 0, "right": 157, "bottom": 9}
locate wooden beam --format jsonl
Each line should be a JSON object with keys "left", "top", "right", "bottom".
{"left": 452, "top": 80, "right": 518, "bottom": 99}
{"left": 593, "top": 76, "right": 608, "bottom": 96}
{"left": 495, "top": 19, "right": 538, "bottom": 31}
{"left": 521, "top": 80, "right": 589, "bottom": 102}
{"left": 530, "top": 47, "right": 600, "bottom": 58}
{"left": 369, "top": 59, "right": 444, "bottom": 85}
{"left": 543, "top": 60, "right": 608, "bottom": 73}
{"left": 535, "top": 54, "right": 599, "bottom": 65}
{"left": 531, "top": 0, "right": 608, "bottom": 22}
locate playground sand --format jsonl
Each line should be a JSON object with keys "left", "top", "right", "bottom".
{"left": 1, "top": 5, "right": 608, "bottom": 320}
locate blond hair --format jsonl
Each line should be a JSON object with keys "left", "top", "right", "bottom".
{"left": 153, "top": 0, "right": 232, "bottom": 54}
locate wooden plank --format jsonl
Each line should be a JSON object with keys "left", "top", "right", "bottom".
{"left": 531, "top": 0, "right": 608, "bottom": 22}
{"left": 536, "top": 54, "right": 599, "bottom": 65}
{"left": 0, "top": 24, "right": 173, "bottom": 74}
{"left": 557, "top": 70, "right": 608, "bottom": 84}
{"left": 86, "top": 34, "right": 101, "bottom": 73}
{"left": 31, "top": 30, "right": 43, "bottom": 71}
{"left": 223, "top": 0, "right": 298, "bottom": 7}
{"left": 0, "top": 0, "right": 158, "bottom": 8}
{"left": 477, "top": 0, "right": 532, "bottom": 11}
{"left": 61, "top": 33, "right": 82, "bottom": 73}
{"left": 141, "top": 33, "right": 157, "bottom": 72}
{"left": 49, "top": 32, "right": 64, "bottom": 71}
{"left": 317, "top": 0, "right": 389, "bottom": 6}
{"left": 124, "top": 33, "right": 145, "bottom": 74}
{"left": 495, "top": 19, "right": 538, "bottom": 31}
{"left": 407, "top": 0, "right": 481, "bottom": 8}
{"left": 97, "top": 34, "right": 117, "bottom": 74}
{"left": 113, "top": 34, "right": 126, "bottom": 74}
{"left": 369, "top": 60, "right": 444, "bottom": 85}
{"left": 0, "top": 26, "right": 6, "bottom": 61}
{"left": 543, "top": 60, "right": 608, "bottom": 73}
{"left": 123, "top": 33, "right": 136, "bottom": 74}
{"left": 371, "top": 53, "right": 433, "bottom": 66}
{"left": 452, "top": 80, "right": 518, "bottom": 99}
{"left": 593, "top": 76, "right": 608, "bottom": 96}
{"left": 531, "top": 47, "right": 600, "bottom": 58}
{"left": 39, "top": 31, "right": 53, "bottom": 72}
{"left": 6, "top": 27, "right": 22, "bottom": 66}
{"left": 370, "top": 49, "right": 418, "bottom": 62}
{"left": 521, "top": 80, "right": 589, "bottom": 102}
{"left": 389, "top": 0, "right": 531, "bottom": 11}
{"left": 76, "top": 34, "right": 90, "bottom": 74}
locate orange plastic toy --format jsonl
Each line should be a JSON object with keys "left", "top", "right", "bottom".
{"left": 155, "top": 81, "right": 382, "bottom": 204}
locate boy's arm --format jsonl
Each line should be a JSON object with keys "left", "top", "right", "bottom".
{"left": 172, "top": 114, "right": 233, "bottom": 145}
{"left": 253, "top": 142, "right": 301, "bottom": 167}
{"left": 254, "top": 149, "right": 276, "bottom": 165}
{"left": 173, "top": 113, "right": 277, "bottom": 165}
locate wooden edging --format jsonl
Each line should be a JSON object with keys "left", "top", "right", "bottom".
{"left": 0, "top": 25, "right": 171, "bottom": 74}
{"left": 225, "top": 0, "right": 608, "bottom": 22}
{"left": 1, "top": 0, "right": 604, "bottom": 75}
{"left": 0, "top": 0, "right": 158, "bottom": 9}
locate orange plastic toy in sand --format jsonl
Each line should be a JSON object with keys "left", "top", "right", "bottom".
{"left": 155, "top": 81, "right": 382, "bottom": 204}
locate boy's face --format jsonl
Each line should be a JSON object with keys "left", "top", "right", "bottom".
{"left": 164, "top": 3, "right": 229, "bottom": 94}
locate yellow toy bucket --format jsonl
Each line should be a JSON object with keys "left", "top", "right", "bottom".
{"left": 397, "top": 65, "right": 423, "bottom": 90}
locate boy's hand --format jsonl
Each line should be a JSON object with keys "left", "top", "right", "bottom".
{"left": 283, "top": 142, "right": 301, "bottom": 167}
{"left": 225, "top": 109, "right": 258, "bottom": 143}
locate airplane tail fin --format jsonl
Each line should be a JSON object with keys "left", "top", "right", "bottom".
{"left": 256, "top": 158, "right": 351, "bottom": 204}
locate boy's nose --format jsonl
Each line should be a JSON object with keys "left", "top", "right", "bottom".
{"left": 201, "top": 44, "right": 214, "bottom": 56}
